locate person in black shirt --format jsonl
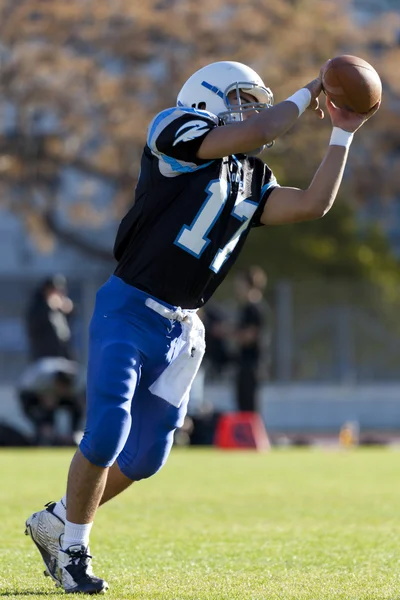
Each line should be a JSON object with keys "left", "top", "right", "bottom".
{"left": 234, "top": 266, "right": 269, "bottom": 412}
{"left": 202, "top": 302, "right": 232, "bottom": 379}
{"left": 26, "top": 275, "right": 74, "bottom": 361}
{"left": 25, "top": 60, "right": 379, "bottom": 593}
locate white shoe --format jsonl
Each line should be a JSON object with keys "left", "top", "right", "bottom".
{"left": 58, "top": 545, "right": 108, "bottom": 594}
{"left": 25, "top": 501, "right": 64, "bottom": 585}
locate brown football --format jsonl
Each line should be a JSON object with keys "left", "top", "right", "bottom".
{"left": 322, "top": 55, "right": 382, "bottom": 113}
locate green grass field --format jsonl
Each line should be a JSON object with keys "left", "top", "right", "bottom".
{"left": 0, "top": 447, "right": 399, "bottom": 599}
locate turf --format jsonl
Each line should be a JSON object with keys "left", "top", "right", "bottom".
{"left": 0, "top": 447, "right": 399, "bottom": 599}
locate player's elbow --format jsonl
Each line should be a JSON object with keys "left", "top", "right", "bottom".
{"left": 308, "top": 204, "right": 332, "bottom": 220}
{"left": 304, "top": 192, "right": 334, "bottom": 220}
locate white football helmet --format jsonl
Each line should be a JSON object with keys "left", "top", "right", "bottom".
{"left": 177, "top": 61, "right": 274, "bottom": 124}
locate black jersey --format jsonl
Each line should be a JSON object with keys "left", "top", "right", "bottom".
{"left": 114, "top": 107, "right": 278, "bottom": 309}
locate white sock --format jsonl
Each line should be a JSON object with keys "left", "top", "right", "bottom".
{"left": 53, "top": 495, "right": 67, "bottom": 522}
{"left": 62, "top": 519, "right": 93, "bottom": 551}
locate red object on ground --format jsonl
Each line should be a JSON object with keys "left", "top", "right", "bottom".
{"left": 214, "top": 412, "right": 270, "bottom": 450}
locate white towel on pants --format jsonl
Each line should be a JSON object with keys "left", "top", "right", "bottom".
{"left": 148, "top": 310, "right": 206, "bottom": 408}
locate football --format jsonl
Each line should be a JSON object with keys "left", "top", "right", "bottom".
{"left": 322, "top": 55, "right": 382, "bottom": 114}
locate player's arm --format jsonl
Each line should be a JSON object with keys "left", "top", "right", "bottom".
{"left": 197, "top": 77, "right": 323, "bottom": 160}
{"left": 260, "top": 98, "right": 380, "bottom": 225}
{"left": 261, "top": 144, "right": 348, "bottom": 224}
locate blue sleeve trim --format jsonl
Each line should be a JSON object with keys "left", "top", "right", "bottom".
{"left": 260, "top": 178, "right": 279, "bottom": 199}
{"left": 161, "top": 154, "right": 214, "bottom": 174}
{"left": 147, "top": 108, "right": 177, "bottom": 150}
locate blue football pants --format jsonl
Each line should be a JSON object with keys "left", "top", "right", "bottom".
{"left": 79, "top": 276, "right": 195, "bottom": 481}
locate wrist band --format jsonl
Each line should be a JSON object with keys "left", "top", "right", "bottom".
{"left": 285, "top": 88, "right": 312, "bottom": 116}
{"left": 329, "top": 127, "right": 354, "bottom": 149}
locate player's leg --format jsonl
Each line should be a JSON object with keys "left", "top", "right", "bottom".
{"left": 58, "top": 320, "right": 143, "bottom": 593}
{"left": 51, "top": 423, "right": 172, "bottom": 514}
{"left": 48, "top": 325, "right": 198, "bottom": 591}
{"left": 49, "top": 409, "right": 174, "bottom": 516}
{"left": 95, "top": 313, "right": 201, "bottom": 492}
{"left": 26, "top": 280, "right": 204, "bottom": 591}
{"left": 65, "top": 332, "right": 140, "bottom": 525}
{"left": 26, "top": 288, "right": 143, "bottom": 592}
{"left": 116, "top": 374, "right": 190, "bottom": 484}
{"left": 99, "top": 461, "right": 134, "bottom": 505}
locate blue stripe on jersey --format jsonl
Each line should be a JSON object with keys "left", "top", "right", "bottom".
{"left": 161, "top": 154, "right": 214, "bottom": 174}
{"left": 260, "top": 178, "right": 279, "bottom": 198}
{"left": 147, "top": 108, "right": 177, "bottom": 149}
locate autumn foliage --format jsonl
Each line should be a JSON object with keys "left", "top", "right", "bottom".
{"left": 0, "top": 0, "right": 399, "bottom": 263}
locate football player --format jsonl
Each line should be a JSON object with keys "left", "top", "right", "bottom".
{"left": 25, "top": 60, "right": 379, "bottom": 593}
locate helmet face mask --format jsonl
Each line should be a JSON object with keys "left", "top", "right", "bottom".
{"left": 177, "top": 61, "right": 274, "bottom": 154}
{"left": 218, "top": 81, "right": 274, "bottom": 124}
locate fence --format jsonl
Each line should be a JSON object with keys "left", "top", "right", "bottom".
{"left": 0, "top": 275, "right": 399, "bottom": 385}
{"left": 272, "top": 280, "right": 400, "bottom": 382}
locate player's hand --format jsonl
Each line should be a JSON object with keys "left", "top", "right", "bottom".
{"left": 304, "top": 71, "right": 324, "bottom": 119}
{"left": 326, "top": 97, "right": 381, "bottom": 133}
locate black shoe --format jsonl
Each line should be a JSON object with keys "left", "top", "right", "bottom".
{"left": 58, "top": 544, "right": 109, "bottom": 594}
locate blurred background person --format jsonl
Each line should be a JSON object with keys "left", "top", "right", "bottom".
{"left": 201, "top": 302, "right": 233, "bottom": 380}
{"left": 17, "top": 357, "right": 84, "bottom": 446}
{"left": 233, "top": 266, "right": 271, "bottom": 413}
{"left": 25, "top": 274, "right": 75, "bottom": 361}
